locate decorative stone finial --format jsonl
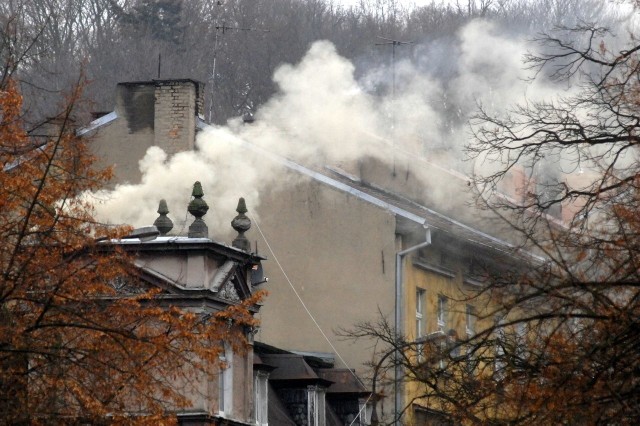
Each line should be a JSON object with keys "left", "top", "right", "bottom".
{"left": 231, "top": 197, "right": 251, "bottom": 251}
{"left": 188, "top": 181, "right": 209, "bottom": 238}
{"left": 153, "top": 199, "right": 173, "bottom": 236}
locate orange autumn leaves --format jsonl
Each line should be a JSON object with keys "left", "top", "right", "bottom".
{"left": 0, "top": 79, "right": 263, "bottom": 424}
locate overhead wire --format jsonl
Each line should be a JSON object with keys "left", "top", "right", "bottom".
{"left": 253, "top": 218, "right": 374, "bottom": 425}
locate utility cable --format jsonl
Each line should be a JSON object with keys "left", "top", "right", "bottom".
{"left": 253, "top": 218, "right": 373, "bottom": 425}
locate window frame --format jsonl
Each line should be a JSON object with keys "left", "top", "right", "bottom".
{"left": 437, "top": 295, "right": 448, "bottom": 331}
{"left": 358, "top": 398, "right": 373, "bottom": 425}
{"left": 218, "top": 344, "right": 234, "bottom": 417}
{"left": 254, "top": 370, "right": 269, "bottom": 426}
{"left": 307, "top": 385, "right": 326, "bottom": 426}
{"left": 465, "top": 304, "right": 476, "bottom": 337}
{"left": 415, "top": 288, "right": 426, "bottom": 338}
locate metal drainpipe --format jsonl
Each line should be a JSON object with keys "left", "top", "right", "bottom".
{"left": 394, "top": 226, "right": 431, "bottom": 425}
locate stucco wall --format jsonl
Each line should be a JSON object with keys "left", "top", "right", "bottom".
{"left": 252, "top": 172, "right": 398, "bottom": 372}
{"left": 402, "top": 248, "right": 495, "bottom": 424}
{"left": 89, "top": 114, "right": 154, "bottom": 186}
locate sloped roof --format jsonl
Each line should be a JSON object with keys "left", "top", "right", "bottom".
{"left": 79, "top": 104, "right": 533, "bottom": 262}
{"left": 316, "top": 369, "right": 369, "bottom": 395}
{"left": 323, "top": 167, "right": 516, "bottom": 254}
{"left": 260, "top": 353, "right": 331, "bottom": 385}
{"left": 267, "top": 382, "right": 297, "bottom": 426}
{"left": 231, "top": 138, "right": 541, "bottom": 262}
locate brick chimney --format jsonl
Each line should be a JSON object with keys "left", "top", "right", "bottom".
{"left": 114, "top": 79, "right": 205, "bottom": 156}
{"left": 153, "top": 79, "right": 204, "bottom": 155}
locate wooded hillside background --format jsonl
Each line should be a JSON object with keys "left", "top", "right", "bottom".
{"left": 1, "top": 0, "right": 620, "bottom": 128}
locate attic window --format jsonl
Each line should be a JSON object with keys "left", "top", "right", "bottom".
{"left": 358, "top": 398, "right": 373, "bottom": 425}
{"left": 307, "top": 385, "right": 326, "bottom": 426}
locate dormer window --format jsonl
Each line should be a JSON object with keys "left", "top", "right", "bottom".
{"left": 307, "top": 385, "right": 326, "bottom": 426}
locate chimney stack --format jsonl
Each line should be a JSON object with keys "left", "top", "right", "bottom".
{"left": 153, "top": 79, "right": 204, "bottom": 156}
{"left": 114, "top": 79, "right": 204, "bottom": 156}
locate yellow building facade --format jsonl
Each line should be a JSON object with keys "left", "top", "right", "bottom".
{"left": 399, "top": 235, "right": 507, "bottom": 425}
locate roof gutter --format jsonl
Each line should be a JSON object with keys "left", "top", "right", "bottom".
{"left": 394, "top": 226, "right": 431, "bottom": 425}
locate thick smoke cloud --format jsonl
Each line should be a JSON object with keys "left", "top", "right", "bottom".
{"left": 89, "top": 20, "right": 572, "bottom": 234}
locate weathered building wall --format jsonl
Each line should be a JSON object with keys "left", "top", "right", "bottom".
{"left": 252, "top": 171, "right": 398, "bottom": 371}
{"left": 400, "top": 236, "right": 503, "bottom": 424}
{"left": 90, "top": 83, "right": 155, "bottom": 185}
{"left": 114, "top": 233, "right": 263, "bottom": 425}
{"left": 85, "top": 79, "right": 532, "bottom": 424}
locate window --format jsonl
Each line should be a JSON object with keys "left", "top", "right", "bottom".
{"left": 254, "top": 370, "right": 269, "bottom": 426}
{"left": 465, "top": 305, "right": 476, "bottom": 337}
{"left": 437, "top": 295, "right": 447, "bottom": 331}
{"left": 219, "top": 344, "right": 233, "bottom": 417}
{"left": 416, "top": 288, "right": 426, "bottom": 361}
{"left": 416, "top": 289, "right": 426, "bottom": 338}
{"left": 514, "top": 322, "right": 528, "bottom": 367}
{"left": 358, "top": 399, "right": 373, "bottom": 425}
{"left": 307, "top": 385, "right": 326, "bottom": 426}
{"left": 464, "top": 305, "right": 478, "bottom": 375}
{"left": 494, "top": 316, "right": 506, "bottom": 379}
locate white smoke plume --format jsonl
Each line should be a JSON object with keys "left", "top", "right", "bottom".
{"left": 90, "top": 20, "right": 575, "bottom": 234}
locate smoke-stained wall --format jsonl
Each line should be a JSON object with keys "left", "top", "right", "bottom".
{"left": 89, "top": 80, "right": 203, "bottom": 187}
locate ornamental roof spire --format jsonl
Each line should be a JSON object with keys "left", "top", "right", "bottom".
{"left": 231, "top": 197, "right": 251, "bottom": 251}
{"left": 153, "top": 199, "right": 174, "bottom": 236}
{"left": 188, "top": 181, "right": 209, "bottom": 238}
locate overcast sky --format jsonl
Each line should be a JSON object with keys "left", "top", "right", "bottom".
{"left": 335, "top": 0, "right": 459, "bottom": 8}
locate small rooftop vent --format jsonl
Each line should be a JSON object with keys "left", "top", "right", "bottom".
{"left": 123, "top": 226, "right": 160, "bottom": 242}
{"left": 242, "top": 112, "right": 255, "bottom": 124}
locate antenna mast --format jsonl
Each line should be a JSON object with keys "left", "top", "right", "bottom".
{"left": 375, "top": 36, "right": 413, "bottom": 100}
{"left": 209, "top": 23, "right": 269, "bottom": 123}
{"left": 376, "top": 36, "right": 413, "bottom": 177}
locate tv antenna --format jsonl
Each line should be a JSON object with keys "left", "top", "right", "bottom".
{"left": 376, "top": 36, "right": 413, "bottom": 176}
{"left": 209, "top": 22, "right": 269, "bottom": 123}
{"left": 375, "top": 36, "right": 413, "bottom": 100}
